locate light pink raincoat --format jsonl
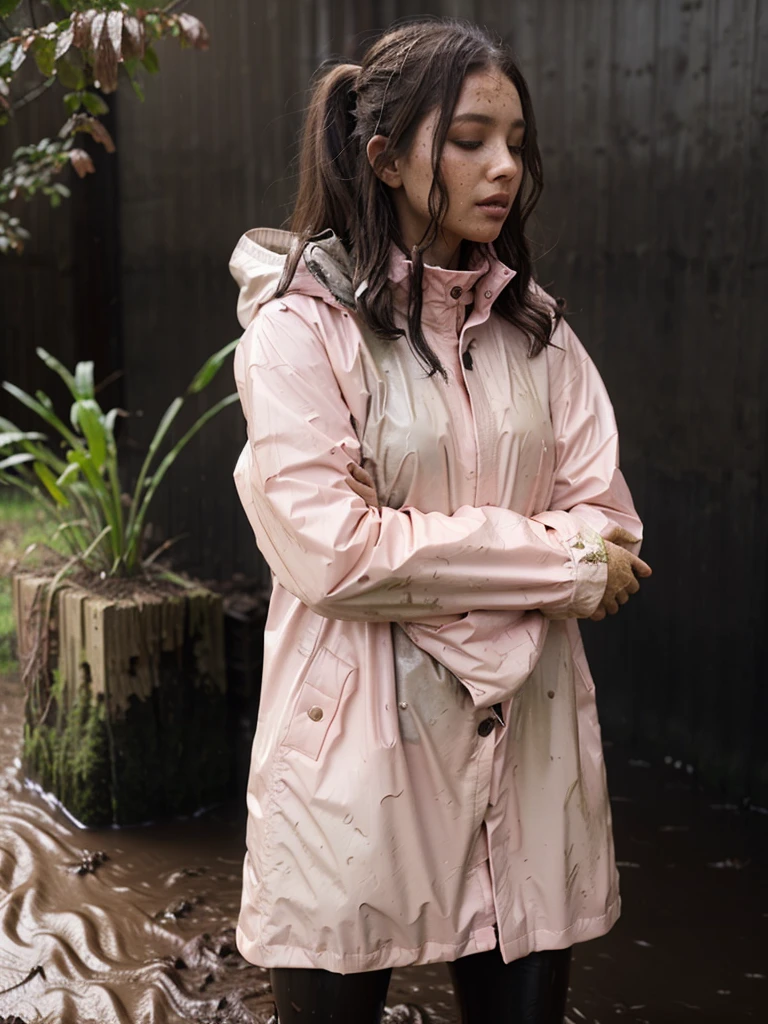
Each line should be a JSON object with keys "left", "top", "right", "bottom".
{"left": 230, "top": 227, "right": 643, "bottom": 973}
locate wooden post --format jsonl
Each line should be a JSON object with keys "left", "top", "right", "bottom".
{"left": 12, "top": 574, "right": 228, "bottom": 826}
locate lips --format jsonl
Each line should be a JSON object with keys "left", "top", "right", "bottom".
{"left": 477, "top": 194, "right": 510, "bottom": 209}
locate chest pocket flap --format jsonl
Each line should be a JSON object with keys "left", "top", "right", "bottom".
{"left": 282, "top": 646, "right": 357, "bottom": 760}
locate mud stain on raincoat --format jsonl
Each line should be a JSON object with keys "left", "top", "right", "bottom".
{"left": 229, "top": 227, "right": 644, "bottom": 973}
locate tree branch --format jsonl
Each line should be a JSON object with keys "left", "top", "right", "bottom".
{"left": 11, "top": 74, "right": 56, "bottom": 112}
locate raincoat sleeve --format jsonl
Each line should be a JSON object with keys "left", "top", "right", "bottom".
{"left": 233, "top": 300, "right": 608, "bottom": 622}
{"left": 535, "top": 314, "right": 643, "bottom": 554}
{"left": 401, "top": 314, "right": 644, "bottom": 706}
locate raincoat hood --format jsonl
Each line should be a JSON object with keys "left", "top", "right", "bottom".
{"left": 228, "top": 227, "right": 350, "bottom": 329}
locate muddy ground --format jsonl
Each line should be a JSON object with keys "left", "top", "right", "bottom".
{"left": 0, "top": 670, "right": 766, "bottom": 1023}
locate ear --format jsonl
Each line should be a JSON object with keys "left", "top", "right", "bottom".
{"left": 366, "top": 134, "right": 402, "bottom": 188}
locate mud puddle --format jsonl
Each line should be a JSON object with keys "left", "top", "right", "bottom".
{"left": 1, "top": 672, "right": 766, "bottom": 1023}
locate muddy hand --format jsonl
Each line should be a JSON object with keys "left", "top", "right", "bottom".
{"left": 604, "top": 526, "right": 641, "bottom": 549}
{"left": 345, "top": 462, "right": 379, "bottom": 509}
{"left": 590, "top": 539, "right": 652, "bottom": 621}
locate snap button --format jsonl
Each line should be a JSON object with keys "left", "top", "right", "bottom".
{"left": 477, "top": 718, "right": 495, "bottom": 737}
{"left": 307, "top": 706, "right": 324, "bottom": 722}
{"left": 450, "top": 286, "right": 462, "bottom": 299}
{"left": 484, "top": 290, "right": 493, "bottom": 299}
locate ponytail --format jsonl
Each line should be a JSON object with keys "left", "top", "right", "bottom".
{"left": 276, "top": 61, "right": 360, "bottom": 299}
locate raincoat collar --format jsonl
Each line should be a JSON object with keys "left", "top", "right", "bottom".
{"left": 229, "top": 227, "right": 516, "bottom": 330}
{"left": 386, "top": 241, "right": 516, "bottom": 329}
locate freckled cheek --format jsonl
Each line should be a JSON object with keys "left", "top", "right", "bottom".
{"left": 444, "top": 172, "right": 474, "bottom": 210}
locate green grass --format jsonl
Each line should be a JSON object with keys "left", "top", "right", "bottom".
{"left": 0, "top": 490, "right": 64, "bottom": 674}
{"left": 0, "top": 592, "right": 15, "bottom": 672}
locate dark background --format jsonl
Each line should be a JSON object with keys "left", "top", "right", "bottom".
{"left": 2, "top": 0, "right": 766, "bottom": 803}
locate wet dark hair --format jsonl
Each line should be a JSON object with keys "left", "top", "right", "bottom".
{"left": 276, "top": 17, "right": 562, "bottom": 378}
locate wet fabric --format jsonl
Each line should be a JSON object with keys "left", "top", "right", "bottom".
{"left": 229, "top": 227, "right": 644, "bottom": 973}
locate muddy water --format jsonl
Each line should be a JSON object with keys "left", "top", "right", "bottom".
{"left": 1, "top": 670, "right": 767, "bottom": 1023}
{"left": 0, "top": 673, "right": 453, "bottom": 1024}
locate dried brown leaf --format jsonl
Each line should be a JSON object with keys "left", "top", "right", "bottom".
{"left": 106, "top": 11, "right": 123, "bottom": 58}
{"left": 55, "top": 26, "right": 74, "bottom": 61}
{"left": 64, "top": 114, "right": 117, "bottom": 154}
{"left": 90, "top": 12, "right": 107, "bottom": 53}
{"left": 92, "top": 14, "right": 118, "bottom": 93}
{"left": 83, "top": 117, "right": 116, "bottom": 153}
{"left": 72, "top": 11, "right": 95, "bottom": 51}
{"left": 10, "top": 42, "right": 26, "bottom": 72}
{"left": 177, "top": 14, "right": 210, "bottom": 50}
{"left": 121, "top": 15, "right": 145, "bottom": 61}
{"left": 94, "top": 45, "right": 118, "bottom": 91}
{"left": 68, "top": 148, "right": 95, "bottom": 178}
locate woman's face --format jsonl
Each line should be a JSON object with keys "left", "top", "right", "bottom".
{"left": 369, "top": 67, "right": 526, "bottom": 268}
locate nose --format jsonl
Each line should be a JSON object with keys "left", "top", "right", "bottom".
{"left": 487, "top": 140, "right": 520, "bottom": 182}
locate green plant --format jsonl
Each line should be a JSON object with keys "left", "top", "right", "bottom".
{"left": 0, "top": 340, "right": 239, "bottom": 577}
{"left": 0, "top": 0, "right": 209, "bottom": 252}
{"left": 0, "top": 493, "right": 63, "bottom": 672}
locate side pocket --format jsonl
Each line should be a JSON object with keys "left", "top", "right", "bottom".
{"left": 282, "top": 646, "right": 356, "bottom": 760}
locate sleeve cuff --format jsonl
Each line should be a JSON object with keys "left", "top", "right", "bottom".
{"left": 568, "top": 523, "right": 609, "bottom": 617}
{"left": 532, "top": 511, "right": 608, "bottom": 618}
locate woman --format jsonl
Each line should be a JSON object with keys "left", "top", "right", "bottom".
{"left": 230, "top": 18, "right": 651, "bottom": 1024}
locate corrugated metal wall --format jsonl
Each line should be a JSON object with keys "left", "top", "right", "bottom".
{"left": 2, "top": 0, "right": 767, "bottom": 802}
{"left": 116, "top": 0, "right": 385, "bottom": 582}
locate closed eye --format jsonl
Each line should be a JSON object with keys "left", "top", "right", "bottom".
{"left": 452, "top": 140, "right": 524, "bottom": 155}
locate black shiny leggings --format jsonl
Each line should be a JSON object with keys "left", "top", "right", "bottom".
{"left": 270, "top": 944, "right": 572, "bottom": 1023}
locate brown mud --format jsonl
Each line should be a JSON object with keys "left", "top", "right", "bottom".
{"left": 1, "top": 671, "right": 766, "bottom": 1023}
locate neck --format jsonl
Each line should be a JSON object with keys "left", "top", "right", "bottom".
{"left": 393, "top": 210, "right": 464, "bottom": 268}
{"left": 423, "top": 238, "right": 461, "bottom": 270}
{"left": 398, "top": 235, "right": 471, "bottom": 271}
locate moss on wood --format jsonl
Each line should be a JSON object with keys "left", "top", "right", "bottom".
{"left": 23, "top": 668, "right": 113, "bottom": 825}
{"left": 15, "top": 575, "right": 228, "bottom": 827}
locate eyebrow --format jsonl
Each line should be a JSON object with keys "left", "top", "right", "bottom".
{"left": 450, "top": 113, "right": 526, "bottom": 130}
